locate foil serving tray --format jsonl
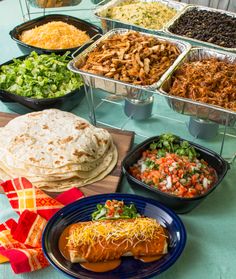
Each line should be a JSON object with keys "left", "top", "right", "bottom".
{"left": 94, "top": 0, "right": 187, "bottom": 34}
{"left": 68, "top": 28, "right": 191, "bottom": 98}
{"left": 159, "top": 47, "right": 236, "bottom": 126}
{"left": 164, "top": 5, "right": 236, "bottom": 53}
{"left": 27, "top": 0, "right": 82, "bottom": 8}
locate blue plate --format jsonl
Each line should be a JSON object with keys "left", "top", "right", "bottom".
{"left": 42, "top": 193, "right": 186, "bottom": 279}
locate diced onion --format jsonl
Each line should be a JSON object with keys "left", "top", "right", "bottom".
{"left": 166, "top": 176, "right": 172, "bottom": 189}
{"left": 203, "top": 177, "right": 209, "bottom": 189}
{"left": 180, "top": 178, "right": 186, "bottom": 184}
{"left": 169, "top": 166, "right": 174, "bottom": 172}
{"left": 141, "top": 162, "right": 147, "bottom": 173}
{"left": 172, "top": 162, "right": 178, "bottom": 168}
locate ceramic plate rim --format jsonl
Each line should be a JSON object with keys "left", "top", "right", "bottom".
{"left": 42, "top": 193, "right": 187, "bottom": 279}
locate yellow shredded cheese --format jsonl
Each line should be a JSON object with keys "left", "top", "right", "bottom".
{"left": 67, "top": 218, "right": 166, "bottom": 248}
{"left": 20, "top": 21, "right": 90, "bottom": 50}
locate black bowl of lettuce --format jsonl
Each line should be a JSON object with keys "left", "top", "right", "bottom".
{"left": 122, "top": 134, "right": 229, "bottom": 214}
{"left": 0, "top": 52, "right": 85, "bottom": 113}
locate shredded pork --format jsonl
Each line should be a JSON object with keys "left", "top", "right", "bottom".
{"left": 169, "top": 58, "right": 236, "bottom": 112}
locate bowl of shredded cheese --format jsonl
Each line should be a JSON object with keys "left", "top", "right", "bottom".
{"left": 10, "top": 14, "right": 103, "bottom": 55}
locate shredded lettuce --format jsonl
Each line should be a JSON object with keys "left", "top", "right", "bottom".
{"left": 0, "top": 51, "right": 83, "bottom": 99}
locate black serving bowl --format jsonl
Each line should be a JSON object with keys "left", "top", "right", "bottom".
{"left": 122, "top": 136, "right": 230, "bottom": 214}
{"left": 9, "top": 14, "right": 103, "bottom": 55}
{"left": 0, "top": 55, "right": 85, "bottom": 113}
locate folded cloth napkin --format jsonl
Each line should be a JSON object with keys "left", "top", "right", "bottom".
{"left": 0, "top": 220, "right": 48, "bottom": 274}
{"left": 0, "top": 178, "right": 84, "bottom": 273}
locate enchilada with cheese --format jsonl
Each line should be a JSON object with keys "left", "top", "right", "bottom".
{"left": 59, "top": 217, "right": 168, "bottom": 266}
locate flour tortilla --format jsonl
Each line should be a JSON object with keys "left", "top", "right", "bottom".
{"left": 33, "top": 145, "right": 118, "bottom": 192}
{"left": 0, "top": 143, "right": 116, "bottom": 183}
{"left": 0, "top": 109, "right": 118, "bottom": 192}
{"left": 0, "top": 144, "right": 117, "bottom": 192}
{"left": 0, "top": 147, "right": 112, "bottom": 174}
{"left": 0, "top": 168, "right": 12, "bottom": 181}
{"left": 0, "top": 109, "right": 112, "bottom": 169}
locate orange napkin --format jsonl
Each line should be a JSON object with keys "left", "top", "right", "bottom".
{"left": 0, "top": 178, "right": 84, "bottom": 274}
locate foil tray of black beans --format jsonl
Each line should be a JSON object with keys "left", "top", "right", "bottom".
{"left": 164, "top": 5, "right": 236, "bottom": 52}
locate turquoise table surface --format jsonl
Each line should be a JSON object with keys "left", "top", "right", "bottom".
{"left": 0, "top": 1, "right": 236, "bottom": 279}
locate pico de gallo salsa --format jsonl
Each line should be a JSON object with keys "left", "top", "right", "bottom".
{"left": 92, "top": 200, "right": 141, "bottom": 220}
{"left": 129, "top": 134, "right": 217, "bottom": 198}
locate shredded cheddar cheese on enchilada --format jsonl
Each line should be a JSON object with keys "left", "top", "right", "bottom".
{"left": 67, "top": 218, "right": 166, "bottom": 248}
{"left": 20, "top": 21, "right": 90, "bottom": 50}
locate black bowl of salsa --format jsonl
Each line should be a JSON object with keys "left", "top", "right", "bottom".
{"left": 122, "top": 135, "right": 229, "bottom": 214}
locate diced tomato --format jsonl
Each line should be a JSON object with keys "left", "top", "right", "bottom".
{"left": 153, "top": 176, "right": 159, "bottom": 185}
{"left": 172, "top": 175, "right": 178, "bottom": 184}
{"left": 129, "top": 148, "right": 215, "bottom": 198}
{"left": 191, "top": 174, "right": 198, "bottom": 184}
{"left": 105, "top": 200, "right": 111, "bottom": 207}
{"left": 175, "top": 181, "right": 180, "bottom": 187}
{"left": 164, "top": 167, "right": 169, "bottom": 174}
{"left": 195, "top": 184, "right": 203, "bottom": 191}
{"left": 108, "top": 208, "right": 115, "bottom": 216}
{"left": 178, "top": 169, "right": 184, "bottom": 178}
{"left": 117, "top": 209, "right": 123, "bottom": 214}
{"left": 189, "top": 188, "right": 197, "bottom": 195}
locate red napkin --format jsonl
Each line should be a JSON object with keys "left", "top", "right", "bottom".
{"left": 1, "top": 177, "right": 64, "bottom": 219}
{"left": 0, "top": 178, "right": 84, "bottom": 274}
{"left": 0, "top": 221, "right": 48, "bottom": 274}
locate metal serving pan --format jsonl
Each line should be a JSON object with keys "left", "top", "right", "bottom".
{"left": 165, "top": 5, "right": 236, "bottom": 53}
{"left": 159, "top": 47, "right": 236, "bottom": 126}
{"left": 94, "top": 0, "right": 187, "bottom": 34}
{"left": 68, "top": 28, "right": 191, "bottom": 98}
{"left": 27, "top": 0, "right": 82, "bottom": 8}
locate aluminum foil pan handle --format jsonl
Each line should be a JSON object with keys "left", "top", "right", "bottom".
{"left": 72, "top": 33, "right": 103, "bottom": 59}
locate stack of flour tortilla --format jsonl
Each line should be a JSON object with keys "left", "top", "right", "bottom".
{"left": 0, "top": 109, "right": 117, "bottom": 192}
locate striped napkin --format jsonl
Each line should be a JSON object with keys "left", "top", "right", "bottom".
{"left": 0, "top": 178, "right": 84, "bottom": 274}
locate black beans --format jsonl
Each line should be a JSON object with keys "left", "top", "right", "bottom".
{"left": 169, "top": 8, "right": 236, "bottom": 48}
